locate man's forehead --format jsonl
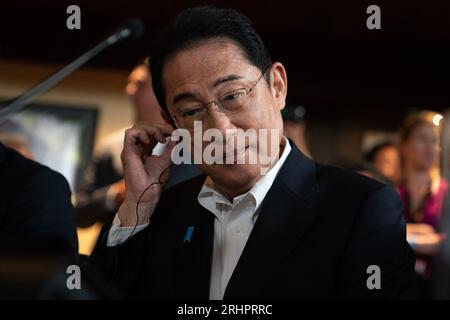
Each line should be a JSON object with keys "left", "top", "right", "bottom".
{"left": 162, "top": 40, "right": 256, "bottom": 92}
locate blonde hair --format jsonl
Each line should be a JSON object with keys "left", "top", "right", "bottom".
{"left": 399, "top": 110, "right": 443, "bottom": 143}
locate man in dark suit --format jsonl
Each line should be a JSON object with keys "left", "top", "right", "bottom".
{"left": 0, "top": 142, "right": 78, "bottom": 253}
{"left": 91, "top": 6, "right": 417, "bottom": 299}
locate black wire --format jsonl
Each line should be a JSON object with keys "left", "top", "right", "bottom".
{"left": 123, "top": 164, "right": 172, "bottom": 243}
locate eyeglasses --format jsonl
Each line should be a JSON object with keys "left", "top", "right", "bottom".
{"left": 171, "top": 71, "right": 266, "bottom": 130}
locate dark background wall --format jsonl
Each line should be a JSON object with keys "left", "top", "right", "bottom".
{"left": 1, "top": 0, "right": 449, "bottom": 164}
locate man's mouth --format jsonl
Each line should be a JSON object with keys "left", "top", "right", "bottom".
{"left": 223, "top": 145, "right": 250, "bottom": 164}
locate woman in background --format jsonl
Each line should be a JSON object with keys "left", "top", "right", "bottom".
{"left": 398, "top": 110, "right": 448, "bottom": 298}
{"left": 365, "top": 141, "right": 401, "bottom": 185}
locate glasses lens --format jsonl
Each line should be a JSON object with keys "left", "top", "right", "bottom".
{"left": 175, "top": 83, "right": 255, "bottom": 130}
{"left": 219, "top": 89, "right": 247, "bottom": 113}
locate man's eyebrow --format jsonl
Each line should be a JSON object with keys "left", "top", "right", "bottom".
{"left": 212, "top": 74, "right": 244, "bottom": 88}
{"left": 172, "top": 74, "right": 244, "bottom": 105}
{"left": 173, "top": 92, "right": 197, "bottom": 105}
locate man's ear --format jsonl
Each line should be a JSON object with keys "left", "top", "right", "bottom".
{"left": 269, "top": 62, "right": 288, "bottom": 110}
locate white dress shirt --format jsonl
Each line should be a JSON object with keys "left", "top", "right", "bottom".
{"left": 107, "top": 137, "right": 292, "bottom": 300}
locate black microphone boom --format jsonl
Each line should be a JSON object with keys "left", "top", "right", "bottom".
{"left": 0, "top": 18, "right": 145, "bottom": 119}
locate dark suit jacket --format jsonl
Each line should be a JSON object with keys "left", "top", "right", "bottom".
{"left": 0, "top": 143, "right": 78, "bottom": 254}
{"left": 91, "top": 143, "right": 417, "bottom": 299}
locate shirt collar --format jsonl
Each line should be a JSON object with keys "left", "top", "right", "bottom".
{"left": 198, "top": 137, "right": 292, "bottom": 217}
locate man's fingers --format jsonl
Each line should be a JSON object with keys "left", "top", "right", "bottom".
{"left": 122, "top": 124, "right": 178, "bottom": 175}
{"left": 159, "top": 139, "right": 177, "bottom": 162}
{"left": 133, "top": 122, "right": 174, "bottom": 138}
{"left": 124, "top": 126, "right": 164, "bottom": 150}
{"left": 133, "top": 126, "right": 167, "bottom": 145}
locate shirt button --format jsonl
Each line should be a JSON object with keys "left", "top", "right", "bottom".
{"left": 235, "top": 227, "right": 241, "bottom": 234}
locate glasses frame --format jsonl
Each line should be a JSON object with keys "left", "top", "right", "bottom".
{"left": 171, "top": 71, "right": 267, "bottom": 128}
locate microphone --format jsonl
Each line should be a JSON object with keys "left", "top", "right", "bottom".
{"left": 0, "top": 18, "right": 145, "bottom": 119}
{"left": 105, "top": 18, "right": 145, "bottom": 45}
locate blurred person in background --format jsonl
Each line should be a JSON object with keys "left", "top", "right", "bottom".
{"left": 398, "top": 110, "right": 448, "bottom": 298}
{"left": 0, "top": 138, "right": 81, "bottom": 299}
{"left": 365, "top": 141, "right": 401, "bottom": 184}
{"left": 0, "top": 119, "right": 77, "bottom": 253}
{"left": 76, "top": 58, "right": 200, "bottom": 228}
{"left": 0, "top": 117, "right": 79, "bottom": 298}
{"left": 0, "top": 140, "right": 78, "bottom": 254}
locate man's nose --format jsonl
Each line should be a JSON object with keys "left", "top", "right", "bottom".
{"left": 204, "top": 102, "right": 235, "bottom": 134}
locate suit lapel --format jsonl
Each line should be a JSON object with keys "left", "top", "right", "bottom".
{"left": 224, "top": 145, "right": 321, "bottom": 299}
{"left": 172, "top": 177, "right": 215, "bottom": 299}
